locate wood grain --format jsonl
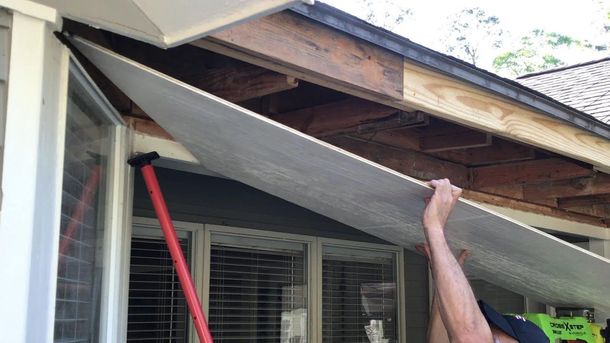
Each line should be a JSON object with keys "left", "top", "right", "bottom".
{"left": 471, "top": 158, "right": 593, "bottom": 188}
{"left": 193, "top": 11, "right": 404, "bottom": 102}
{"left": 403, "top": 62, "right": 610, "bottom": 171}
{"left": 77, "top": 38, "right": 610, "bottom": 313}
{"left": 272, "top": 98, "right": 399, "bottom": 137}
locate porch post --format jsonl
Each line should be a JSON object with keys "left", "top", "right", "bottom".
{"left": 0, "top": 1, "right": 67, "bottom": 342}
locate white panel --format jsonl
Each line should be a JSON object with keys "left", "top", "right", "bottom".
{"left": 33, "top": 0, "right": 308, "bottom": 47}
{"left": 73, "top": 37, "right": 610, "bottom": 315}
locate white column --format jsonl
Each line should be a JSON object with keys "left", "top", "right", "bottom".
{"left": 589, "top": 239, "right": 610, "bottom": 324}
{"left": 0, "top": 1, "right": 67, "bottom": 342}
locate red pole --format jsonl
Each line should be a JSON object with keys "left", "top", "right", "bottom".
{"left": 130, "top": 152, "right": 214, "bottom": 343}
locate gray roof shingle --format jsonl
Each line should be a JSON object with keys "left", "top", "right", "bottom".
{"left": 517, "top": 58, "right": 610, "bottom": 124}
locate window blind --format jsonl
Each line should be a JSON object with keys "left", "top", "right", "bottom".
{"left": 54, "top": 74, "right": 110, "bottom": 343}
{"left": 127, "top": 236, "right": 191, "bottom": 342}
{"left": 208, "top": 236, "right": 307, "bottom": 343}
{"left": 322, "top": 247, "right": 397, "bottom": 343}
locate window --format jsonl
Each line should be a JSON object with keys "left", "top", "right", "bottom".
{"left": 322, "top": 246, "right": 398, "bottom": 343}
{"left": 54, "top": 71, "right": 113, "bottom": 342}
{"left": 127, "top": 234, "right": 191, "bottom": 342}
{"left": 208, "top": 234, "right": 308, "bottom": 342}
{"left": 126, "top": 222, "right": 404, "bottom": 343}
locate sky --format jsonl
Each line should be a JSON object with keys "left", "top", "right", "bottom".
{"left": 322, "top": 0, "right": 610, "bottom": 76}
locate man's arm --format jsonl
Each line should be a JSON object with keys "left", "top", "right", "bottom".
{"left": 417, "top": 245, "right": 470, "bottom": 343}
{"left": 422, "top": 179, "right": 493, "bottom": 343}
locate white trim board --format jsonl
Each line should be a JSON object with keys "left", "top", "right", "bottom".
{"left": 73, "top": 37, "right": 610, "bottom": 315}
{"left": 32, "top": 0, "right": 310, "bottom": 47}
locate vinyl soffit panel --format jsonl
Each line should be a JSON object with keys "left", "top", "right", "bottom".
{"left": 72, "top": 37, "right": 610, "bottom": 313}
{"left": 33, "top": 0, "right": 310, "bottom": 47}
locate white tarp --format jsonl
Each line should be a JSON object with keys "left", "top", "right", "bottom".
{"left": 73, "top": 37, "right": 610, "bottom": 314}
{"left": 34, "top": 0, "right": 311, "bottom": 47}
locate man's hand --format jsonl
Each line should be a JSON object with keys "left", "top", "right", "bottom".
{"left": 422, "top": 179, "right": 462, "bottom": 233}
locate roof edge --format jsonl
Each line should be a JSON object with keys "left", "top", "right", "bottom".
{"left": 290, "top": 2, "right": 610, "bottom": 141}
{"left": 518, "top": 56, "right": 610, "bottom": 79}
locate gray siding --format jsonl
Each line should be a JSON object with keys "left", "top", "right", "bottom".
{"left": 133, "top": 167, "right": 429, "bottom": 342}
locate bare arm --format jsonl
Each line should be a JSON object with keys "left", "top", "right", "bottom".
{"left": 417, "top": 245, "right": 470, "bottom": 343}
{"left": 422, "top": 179, "right": 493, "bottom": 343}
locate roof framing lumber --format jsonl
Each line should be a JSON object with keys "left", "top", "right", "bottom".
{"left": 185, "top": 64, "right": 299, "bottom": 103}
{"left": 523, "top": 174, "right": 610, "bottom": 199}
{"left": 471, "top": 158, "right": 594, "bottom": 188}
{"left": 326, "top": 136, "right": 471, "bottom": 188}
{"left": 558, "top": 194, "right": 610, "bottom": 208}
{"left": 190, "top": 10, "right": 610, "bottom": 171}
{"left": 431, "top": 138, "right": 536, "bottom": 166}
{"left": 191, "top": 11, "right": 407, "bottom": 107}
{"left": 420, "top": 129, "right": 491, "bottom": 152}
{"left": 402, "top": 62, "right": 610, "bottom": 172}
{"left": 271, "top": 98, "right": 399, "bottom": 137}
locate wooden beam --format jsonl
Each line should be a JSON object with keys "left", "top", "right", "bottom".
{"left": 124, "top": 116, "right": 173, "bottom": 140}
{"left": 420, "top": 130, "right": 491, "bottom": 152}
{"left": 462, "top": 189, "right": 608, "bottom": 227}
{"left": 192, "top": 11, "right": 406, "bottom": 106}
{"left": 557, "top": 194, "right": 610, "bottom": 209}
{"left": 272, "top": 98, "right": 399, "bottom": 137}
{"left": 185, "top": 64, "right": 298, "bottom": 102}
{"left": 431, "top": 138, "right": 536, "bottom": 166}
{"left": 357, "top": 111, "right": 428, "bottom": 134}
{"left": 402, "top": 62, "right": 610, "bottom": 172}
{"left": 325, "top": 136, "right": 469, "bottom": 187}
{"left": 471, "top": 158, "right": 593, "bottom": 188}
{"left": 523, "top": 173, "right": 610, "bottom": 199}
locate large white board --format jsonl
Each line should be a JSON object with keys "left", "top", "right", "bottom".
{"left": 73, "top": 37, "right": 610, "bottom": 314}
{"left": 33, "top": 0, "right": 308, "bottom": 47}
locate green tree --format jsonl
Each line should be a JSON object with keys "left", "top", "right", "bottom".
{"left": 442, "top": 7, "right": 504, "bottom": 65}
{"left": 493, "top": 29, "right": 591, "bottom": 77}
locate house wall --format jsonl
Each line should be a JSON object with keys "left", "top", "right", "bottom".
{"left": 132, "top": 167, "right": 430, "bottom": 341}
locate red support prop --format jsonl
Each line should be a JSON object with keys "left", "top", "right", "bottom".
{"left": 130, "top": 152, "right": 214, "bottom": 343}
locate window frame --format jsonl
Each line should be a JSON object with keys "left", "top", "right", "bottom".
{"left": 64, "top": 56, "right": 130, "bottom": 343}
{"left": 127, "top": 219, "right": 406, "bottom": 342}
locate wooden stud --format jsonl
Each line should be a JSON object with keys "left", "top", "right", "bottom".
{"left": 124, "top": 116, "right": 173, "bottom": 140}
{"left": 471, "top": 158, "right": 593, "bottom": 188}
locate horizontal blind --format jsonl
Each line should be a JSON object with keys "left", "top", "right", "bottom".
{"left": 127, "top": 236, "right": 191, "bottom": 342}
{"left": 209, "top": 238, "right": 307, "bottom": 343}
{"left": 322, "top": 249, "right": 397, "bottom": 343}
{"left": 54, "top": 77, "right": 110, "bottom": 343}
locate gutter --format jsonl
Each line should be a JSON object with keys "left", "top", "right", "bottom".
{"left": 291, "top": 2, "right": 610, "bottom": 141}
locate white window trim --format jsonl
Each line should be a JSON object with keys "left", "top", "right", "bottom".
{"left": 131, "top": 217, "right": 205, "bottom": 343}
{"left": 316, "top": 237, "right": 406, "bottom": 343}
{"left": 126, "top": 220, "right": 407, "bottom": 342}
{"left": 64, "top": 55, "right": 131, "bottom": 342}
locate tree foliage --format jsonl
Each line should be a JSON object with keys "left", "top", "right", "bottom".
{"left": 493, "top": 29, "right": 592, "bottom": 77}
{"left": 442, "top": 7, "right": 504, "bottom": 65}
{"left": 362, "top": 0, "right": 412, "bottom": 30}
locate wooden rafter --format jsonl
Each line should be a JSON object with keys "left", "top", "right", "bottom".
{"left": 470, "top": 158, "right": 593, "bottom": 188}
{"left": 272, "top": 98, "right": 399, "bottom": 137}
{"left": 558, "top": 194, "right": 610, "bottom": 208}
{"left": 523, "top": 174, "right": 610, "bottom": 199}
{"left": 431, "top": 138, "right": 536, "bottom": 166}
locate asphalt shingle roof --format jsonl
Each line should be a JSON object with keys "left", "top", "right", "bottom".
{"left": 517, "top": 58, "right": 610, "bottom": 124}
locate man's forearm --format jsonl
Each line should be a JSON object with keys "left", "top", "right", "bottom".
{"left": 426, "top": 228, "right": 492, "bottom": 342}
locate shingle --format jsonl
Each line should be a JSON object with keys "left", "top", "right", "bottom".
{"left": 517, "top": 58, "right": 610, "bottom": 123}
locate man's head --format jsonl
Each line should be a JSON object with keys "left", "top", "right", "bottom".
{"left": 479, "top": 301, "right": 549, "bottom": 343}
